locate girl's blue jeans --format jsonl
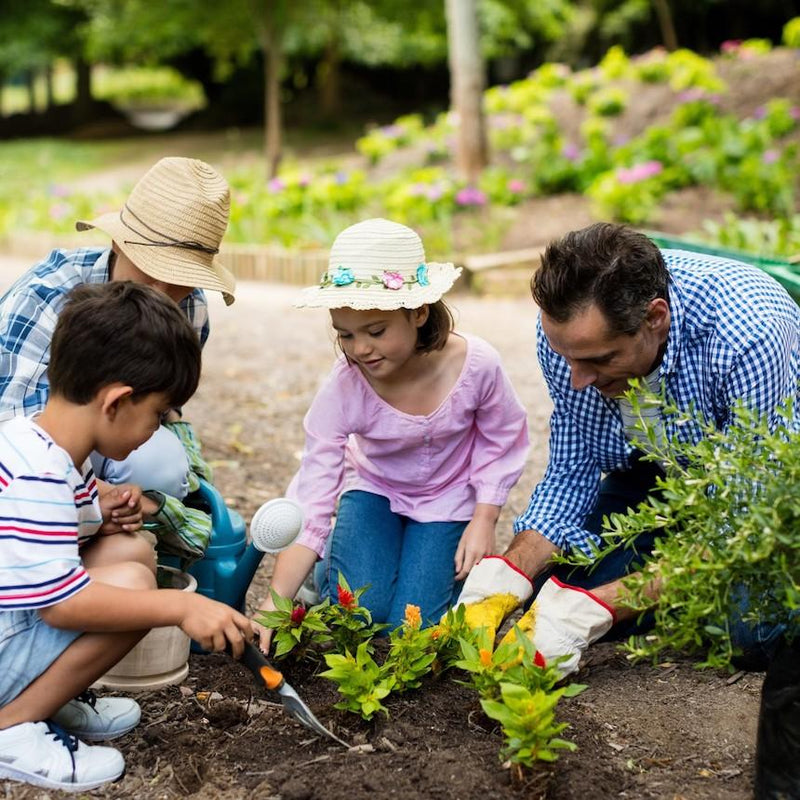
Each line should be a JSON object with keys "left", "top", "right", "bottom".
{"left": 533, "top": 453, "right": 790, "bottom": 669}
{"left": 315, "top": 490, "right": 466, "bottom": 630}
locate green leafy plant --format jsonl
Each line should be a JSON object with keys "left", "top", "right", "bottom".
{"left": 783, "top": 17, "right": 800, "bottom": 48}
{"left": 383, "top": 604, "right": 437, "bottom": 691}
{"left": 481, "top": 682, "right": 577, "bottom": 767}
{"left": 320, "top": 573, "right": 387, "bottom": 655}
{"left": 568, "top": 391, "right": 800, "bottom": 669}
{"left": 255, "top": 590, "right": 332, "bottom": 659}
{"left": 320, "top": 640, "right": 396, "bottom": 720}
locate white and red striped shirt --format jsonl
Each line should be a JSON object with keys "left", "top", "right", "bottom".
{"left": 0, "top": 416, "right": 100, "bottom": 609}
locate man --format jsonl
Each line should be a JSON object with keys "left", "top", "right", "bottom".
{"left": 457, "top": 222, "right": 800, "bottom": 676}
{"left": 0, "top": 156, "right": 237, "bottom": 561}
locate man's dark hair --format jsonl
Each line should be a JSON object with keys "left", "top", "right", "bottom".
{"left": 531, "top": 223, "right": 669, "bottom": 334}
{"left": 48, "top": 282, "right": 201, "bottom": 407}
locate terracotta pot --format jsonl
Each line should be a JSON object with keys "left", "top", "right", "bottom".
{"left": 93, "top": 565, "right": 197, "bottom": 692}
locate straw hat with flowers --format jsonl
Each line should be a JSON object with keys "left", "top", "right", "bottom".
{"left": 77, "top": 157, "right": 236, "bottom": 305}
{"left": 296, "top": 218, "right": 461, "bottom": 311}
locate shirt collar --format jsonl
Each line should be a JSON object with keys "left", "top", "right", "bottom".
{"left": 658, "top": 274, "right": 684, "bottom": 377}
{"left": 89, "top": 248, "right": 112, "bottom": 284}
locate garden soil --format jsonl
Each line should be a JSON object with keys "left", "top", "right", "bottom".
{"left": 3, "top": 48, "right": 799, "bottom": 799}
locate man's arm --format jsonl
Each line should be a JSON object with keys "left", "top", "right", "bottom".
{"left": 504, "top": 528, "right": 561, "bottom": 579}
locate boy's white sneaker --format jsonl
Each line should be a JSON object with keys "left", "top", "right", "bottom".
{"left": 0, "top": 720, "right": 125, "bottom": 792}
{"left": 50, "top": 690, "right": 141, "bottom": 741}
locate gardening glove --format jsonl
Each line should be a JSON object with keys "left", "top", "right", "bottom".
{"left": 499, "top": 577, "right": 615, "bottom": 678}
{"left": 452, "top": 556, "right": 534, "bottom": 642}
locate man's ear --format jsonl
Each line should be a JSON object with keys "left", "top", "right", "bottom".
{"left": 99, "top": 384, "right": 134, "bottom": 420}
{"left": 645, "top": 298, "right": 670, "bottom": 334}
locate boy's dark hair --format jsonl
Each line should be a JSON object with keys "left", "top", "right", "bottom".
{"left": 531, "top": 223, "right": 669, "bottom": 335}
{"left": 48, "top": 282, "right": 201, "bottom": 407}
{"left": 414, "top": 299, "right": 455, "bottom": 353}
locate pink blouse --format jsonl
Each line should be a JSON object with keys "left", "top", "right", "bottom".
{"left": 288, "top": 334, "right": 529, "bottom": 557}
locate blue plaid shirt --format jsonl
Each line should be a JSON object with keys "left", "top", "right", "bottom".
{"left": 514, "top": 249, "right": 800, "bottom": 556}
{"left": 0, "top": 247, "right": 210, "bottom": 421}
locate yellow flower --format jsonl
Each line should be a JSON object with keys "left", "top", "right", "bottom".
{"left": 479, "top": 648, "right": 493, "bottom": 668}
{"left": 404, "top": 604, "right": 422, "bottom": 629}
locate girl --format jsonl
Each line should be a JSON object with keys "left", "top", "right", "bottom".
{"left": 257, "top": 218, "right": 528, "bottom": 643}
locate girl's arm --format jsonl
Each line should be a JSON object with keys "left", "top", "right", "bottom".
{"left": 454, "top": 502, "right": 500, "bottom": 580}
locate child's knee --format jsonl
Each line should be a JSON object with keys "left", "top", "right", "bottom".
{"left": 116, "top": 561, "right": 157, "bottom": 591}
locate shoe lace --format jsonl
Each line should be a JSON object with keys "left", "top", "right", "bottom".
{"left": 45, "top": 721, "right": 78, "bottom": 782}
{"left": 74, "top": 689, "right": 99, "bottom": 711}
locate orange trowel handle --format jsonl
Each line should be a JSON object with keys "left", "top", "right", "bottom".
{"left": 258, "top": 664, "right": 285, "bottom": 691}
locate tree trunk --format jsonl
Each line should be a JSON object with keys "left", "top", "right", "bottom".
{"left": 25, "top": 70, "right": 36, "bottom": 113}
{"left": 318, "top": 38, "right": 342, "bottom": 120}
{"left": 261, "top": 16, "right": 283, "bottom": 179}
{"left": 652, "top": 0, "right": 678, "bottom": 51}
{"left": 44, "top": 64, "right": 55, "bottom": 109}
{"left": 73, "top": 56, "right": 92, "bottom": 123}
{"left": 445, "top": 0, "right": 488, "bottom": 184}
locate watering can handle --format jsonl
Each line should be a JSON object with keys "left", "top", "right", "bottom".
{"left": 196, "top": 477, "right": 235, "bottom": 542}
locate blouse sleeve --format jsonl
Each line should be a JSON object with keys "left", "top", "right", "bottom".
{"left": 286, "top": 363, "right": 353, "bottom": 558}
{"left": 467, "top": 339, "right": 530, "bottom": 507}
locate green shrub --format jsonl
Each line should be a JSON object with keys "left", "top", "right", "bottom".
{"left": 783, "top": 17, "right": 800, "bottom": 48}
{"left": 94, "top": 66, "right": 205, "bottom": 110}
{"left": 587, "top": 86, "right": 628, "bottom": 117}
{"left": 568, "top": 395, "right": 800, "bottom": 670}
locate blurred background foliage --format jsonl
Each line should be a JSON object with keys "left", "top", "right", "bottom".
{"left": 0, "top": 0, "right": 799, "bottom": 264}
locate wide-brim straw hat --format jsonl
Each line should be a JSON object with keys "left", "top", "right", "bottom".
{"left": 295, "top": 218, "right": 461, "bottom": 310}
{"left": 76, "top": 157, "right": 236, "bottom": 306}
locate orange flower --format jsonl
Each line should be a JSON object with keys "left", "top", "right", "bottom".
{"left": 479, "top": 648, "right": 493, "bottom": 668}
{"left": 337, "top": 585, "right": 356, "bottom": 610}
{"left": 431, "top": 628, "right": 442, "bottom": 640}
{"left": 404, "top": 604, "right": 422, "bottom": 629}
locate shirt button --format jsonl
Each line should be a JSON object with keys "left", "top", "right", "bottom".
{"left": 423, "top": 435, "right": 431, "bottom": 445}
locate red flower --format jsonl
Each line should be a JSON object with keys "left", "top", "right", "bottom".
{"left": 290, "top": 606, "right": 307, "bottom": 626}
{"left": 338, "top": 586, "right": 356, "bottom": 610}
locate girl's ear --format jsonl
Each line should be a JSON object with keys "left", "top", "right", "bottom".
{"left": 99, "top": 384, "right": 134, "bottom": 420}
{"left": 412, "top": 304, "right": 430, "bottom": 328}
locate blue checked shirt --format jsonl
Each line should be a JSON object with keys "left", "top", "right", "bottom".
{"left": 514, "top": 249, "right": 800, "bottom": 556}
{"left": 0, "top": 247, "right": 209, "bottom": 421}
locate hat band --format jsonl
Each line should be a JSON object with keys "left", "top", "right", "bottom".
{"left": 321, "top": 263, "right": 430, "bottom": 291}
{"left": 120, "top": 204, "right": 220, "bottom": 255}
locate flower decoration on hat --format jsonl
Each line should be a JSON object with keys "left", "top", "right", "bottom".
{"left": 382, "top": 271, "right": 404, "bottom": 290}
{"left": 416, "top": 264, "right": 429, "bottom": 286}
{"left": 331, "top": 266, "right": 355, "bottom": 286}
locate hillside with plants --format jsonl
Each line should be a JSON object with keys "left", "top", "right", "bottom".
{"left": 2, "top": 35, "right": 800, "bottom": 267}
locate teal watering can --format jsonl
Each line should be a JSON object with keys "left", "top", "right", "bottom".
{"left": 163, "top": 478, "right": 303, "bottom": 613}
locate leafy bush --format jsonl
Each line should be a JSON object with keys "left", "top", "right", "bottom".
{"left": 783, "top": 17, "right": 800, "bottom": 48}
{"left": 94, "top": 66, "right": 205, "bottom": 110}
{"left": 569, "top": 394, "right": 800, "bottom": 670}
{"left": 587, "top": 86, "right": 628, "bottom": 117}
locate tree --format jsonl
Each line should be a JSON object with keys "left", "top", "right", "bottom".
{"left": 445, "top": 0, "right": 488, "bottom": 183}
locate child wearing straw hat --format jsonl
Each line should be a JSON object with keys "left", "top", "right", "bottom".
{"left": 256, "top": 218, "right": 529, "bottom": 645}
{"left": 0, "top": 156, "right": 236, "bottom": 563}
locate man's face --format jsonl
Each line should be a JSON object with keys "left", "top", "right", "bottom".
{"left": 541, "top": 300, "right": 670, "bottom": 397}
{"left": 111, "top": 246, "right": 193, "bottom": 304}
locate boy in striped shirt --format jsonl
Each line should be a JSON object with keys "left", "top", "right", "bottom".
{"left": 0, "top": 282, "right": 254, "bottom": 792}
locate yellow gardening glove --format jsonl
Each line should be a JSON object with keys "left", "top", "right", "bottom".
{"left": 498, "top": 577, "right": 615, "bottom": 677}
{"left": 451, "top": 556, "right": 534, "bottom": 643}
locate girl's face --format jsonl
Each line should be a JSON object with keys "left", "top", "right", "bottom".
{"left": 330, "top": 306, "right": 429, "bottom": 382}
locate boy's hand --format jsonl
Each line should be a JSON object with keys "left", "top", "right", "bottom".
{"left": 179, "top": 593, "right": 255, "bottom": 657}
{"left": 99, "top": 484, "right": 143, "bottom": 534}
{"left": 454, "top": 518, "right": 496, "bottom": 581}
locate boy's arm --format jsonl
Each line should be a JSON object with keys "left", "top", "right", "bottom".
{"left": 39, "top": 582, "right": 254, "bottom": 655}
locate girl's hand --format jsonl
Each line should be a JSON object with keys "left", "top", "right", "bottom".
{"left": 454, "top": 516, "right": 497, "bottom": 581}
